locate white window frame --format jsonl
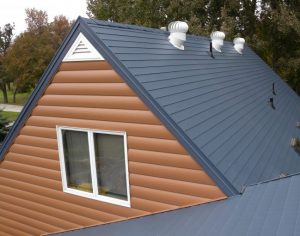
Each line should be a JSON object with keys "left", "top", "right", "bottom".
{"left": 56, "top": 126, "right": 131, "bottom": 207}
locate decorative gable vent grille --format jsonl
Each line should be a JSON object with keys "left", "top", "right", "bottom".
{"left": 63, "top": 33, "right": 104, "bottom": 62}
{"left": 72, "top": 40, "right": 91, "bottom": 55}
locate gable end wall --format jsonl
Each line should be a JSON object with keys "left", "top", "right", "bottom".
{"left": 0, "top": 60, "right": 225, "bottom": 235}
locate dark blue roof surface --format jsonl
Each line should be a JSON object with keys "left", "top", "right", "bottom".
{"left": 82, "top": 20, "right": 300, "bottom": 191}
{"left": 51, "top": 173, "right": 300, "bottom": 236}
{"left": 84, "top": 18, "right": 300, "bottom": 192}
{"left": 1, "top": 17, "right": 300, "bottom": 196}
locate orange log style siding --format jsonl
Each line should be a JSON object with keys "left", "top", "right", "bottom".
{"left": 0, "top": 61, "right": 225, "bottom": 235}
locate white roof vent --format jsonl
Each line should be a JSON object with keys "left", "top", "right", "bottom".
{"left": 168, "top": 21, "right": 189, "bottom": 50}
{"left": 210, "top": 31, "right": 225, "bottom": 52}
{"left": 63, "top": 33, "right": 104, "bottom": 62}
{"left": 233, "top": 37, "right": 246, "bottom": 54}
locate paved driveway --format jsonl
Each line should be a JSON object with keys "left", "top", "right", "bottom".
{"left": 0, "top": 104, "right": 23, "bottom": 112}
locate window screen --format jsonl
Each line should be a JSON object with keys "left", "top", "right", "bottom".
{"left": 62, "top": 130, "right": 92, "bottom": 193}
{"left": 94, "top": 133, "right": 127, "bottom": 200}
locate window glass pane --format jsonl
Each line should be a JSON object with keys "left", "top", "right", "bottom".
{"left": 62, "top": 130, "right": 93, "bottom": 193}
{"left": 94, "top": 133, "right": 127, "bottom": 200}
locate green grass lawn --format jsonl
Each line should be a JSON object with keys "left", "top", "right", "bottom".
{"left": 0, "top": 90, "right": 32, "bottom": 105}
{"left": 1, "top": 111, "right": 20, "bottom": 122}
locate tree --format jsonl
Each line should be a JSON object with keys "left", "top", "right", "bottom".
{"left": 0, "top": 23, "right": 14, "bottom": 103}
{"left": 4, "top": 9, "right": 72, "bottom": 103}
{"left": 253, "top": 1, "right": 300, "bottom": 93}
{"left": 25, "top": 8, "right": 48, "bottom": 32}
{"left": 0, "top": 111, "right": 9, "bottom": 143}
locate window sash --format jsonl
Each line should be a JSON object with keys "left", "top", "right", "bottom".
{"left": 57, "top": 126, "right": 131, "bottom": 207}
{"left": 62, "top": 130, "right": 93, "bottom": 193}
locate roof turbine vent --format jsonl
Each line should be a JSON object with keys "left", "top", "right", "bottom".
{"left": 168, "top": 21, "right": 189, "bottom": 50}
{"left": 210, "top": 31, "right": 225, "bottom": 52}
{"left": 233, "top": 37, "right": 245, "bottom": 54}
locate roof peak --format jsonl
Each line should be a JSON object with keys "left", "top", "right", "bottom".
{"left": 81, "top": 17, "right": 166, "bottom": 34}
{"left": 80, "top": 17, "right": 214, "bottom": 42}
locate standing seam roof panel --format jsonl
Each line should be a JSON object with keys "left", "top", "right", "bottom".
{"left": 84, "top": 18, "right": 300, "bottom": 192}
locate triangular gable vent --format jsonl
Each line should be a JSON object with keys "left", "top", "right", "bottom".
{"left": 63, "top": 32, "right": 104, "bottom": 62}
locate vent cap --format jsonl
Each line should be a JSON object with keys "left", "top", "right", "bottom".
{"left": 210, "top": 31, "right": 225, "bottom": 52}
{"left": 168, "top": 21, "right": 189, "bottom": 50}
{"left": 233, "top": 37, "right": 245, "bottom": 54}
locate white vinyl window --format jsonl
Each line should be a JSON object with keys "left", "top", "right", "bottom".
{"left": 57, "top": 126, "right": 131, "bottom": 207}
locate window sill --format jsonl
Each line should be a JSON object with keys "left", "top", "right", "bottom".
{"left": 63, "top": 187, "right": 131, "bottom": 208}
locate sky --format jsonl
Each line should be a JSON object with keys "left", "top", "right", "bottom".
{"left": 0, "top": 0, "right": 88, "bottom": 36}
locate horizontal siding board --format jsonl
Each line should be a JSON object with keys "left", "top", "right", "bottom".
{"left": 0, "top": 202, "right": 62, "bottom": 233}
{"left": 57, "top": 197, "right": 148, "bottom": 219}
{"left": 26, "top": 116, "right": 174, "bottom": 140}
{"left": 14, "top": 135, "right": 58, "bottom": 150}
{"left": 5, "top": 152, "right": 60, "bottom": 171}
{"left": 0, "top": 178, "right": 119, "bottom": 224}
{"left": 131, "top": 197, "right": 176, "bottom": 212}
{"left": 52, "top": 70, "right": 123, "bottom": 83}
{"left": 45, "top": 83, "right": 135, "bottom": 96}
{"left": 1, "top": 161, "right": 61, "bottom": 181}
{"left": 38, "top": 95, "right": 148, "bottom": 110}
{"left": 0, "top": 194, "right": 77, "bottom": 230}
{"left": 0, "top": 223, "right": 33, "bottom": 236}
{"left": 131, "top": 186, "right": 209, "bottom": 206}
{"left": 128, "top": 149, "right": 201, "bottom": 170}
{"left": 130, "top": 174, "right": 224, "bottom": 199}
{"left": 0, "top": 178, "right": 144, "bottom": 220}
{"left": 129, "top": 161, "right": 214, "bottom": 185}
{"left": 0, "top": 172, "right": 145, "bottom": 219}
{"left": 0, "top": 215, "right": 44, "bottom": 236}
{"left": 32, "top": 106, "right": 161, "bottom": 125}
{"left": 0, "top": 231, "right": 11, "bottom": 236}
{"left": 0, "top": 186, "right": 94, "bottom": 227}
{"left": 128, "top": 136, "right": 187, "bottom": 155}
{"left": 20, "top": 126, "right": 57, "bottom": 139}
{"left": 58, "top": 61, "right": 112, "bottom": 71}
{"left": 0, "top": 208, "right": 47, "bottom": 235}
{"left": 10, "top": 144, "right": 58, "bottom": 160}
{"left": 0, "top": 168, "right": 61, "bottom": 190}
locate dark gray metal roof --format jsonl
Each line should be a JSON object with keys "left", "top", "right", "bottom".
{"left": 51, "top": 173, "right": 300, "bottom": 236}
{"left": 1, "top": 17, "right": 300, "bottom": 196}
{"left": 84, "top": 18, "right": 300, "bottom": 192}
